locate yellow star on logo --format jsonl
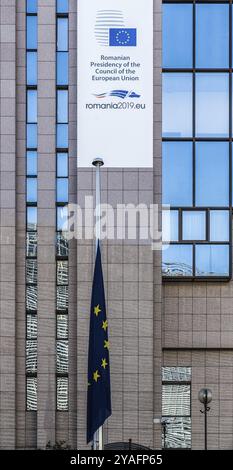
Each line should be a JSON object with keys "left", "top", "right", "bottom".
{"left": 93, "top": 370, "right": 101, "bottom": 382}
{"left": 104, "top": 340, "right": 110, "bottom": 351}
{"left": 102, "top": 320, "right": 108, "bottom": 332}
{"left": 94, "top": 305, "right": 101, "bottom": 317}
{"left": 101, "top": 358, "right": 108, "bottom": 369}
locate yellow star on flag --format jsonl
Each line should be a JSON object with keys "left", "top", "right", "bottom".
{"left": 93, "top": 370, "right": 101, "bottom": 382}
{"left": 102, "top": 320, "right": 108, "bottom": 332}
{"left": 101, "top": 358, "right": 108, "bottom": 369}
{"left": 104, "top": 340, "right": 110, "bottom": 351}
{"left": 94, "top": 305, "right": 101, "bottom": 317}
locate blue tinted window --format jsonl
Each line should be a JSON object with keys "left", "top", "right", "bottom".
{"left": 57, "top": 18, "right": 68, "bottom": 51}
{"left": 27, "top": 90, "right": 37, "bottom": 123}
{"left": 182, "top": 211, "right": 206, "bottom": 241}
{"left": 196, "top": 142, "right": 229, "bottom": 207}
{"left": 196, "top": 74, "right": 229, "bottom": 138}
{"left": 195, "top": 245, "right": 229, "bottom": 277}
{"left": 57, "top": 52, "right": 68, "bottom": 85}
{"left": 57, "top": 0, "right": 69, "bottom": 13}
{"left": 27, "top": 0, "right": 37, "bottom": 13}
{"left": 57, "top": 153, "right": 68, "bottom": 177}
{"left": 27, "top": 178, "right": 37, "bottom": 203}
{"left": 57, "top": 179, "right": 68, "bottom": 202}
{"left": 27, "top": 124, "right": 38, "bottom": 148}
{"left": 27, "top": 207, "right": 37, "bottom": 231}
{"left": 162, "top": 245, "right": 193, "bottom": 277}
{"left": 27, "top": 151, "right": 37, "bottom": 176}
{"left": 163, "top": 74, "right": 192, "bottom": 137}
{"left": 27, "top": 16, "right": 37, "bottom": 50}
{"left": 57, "top": 124, "right": 68, "bottom": 148}
{"left": 163, "top": 142, "right": 192, "bottom": 206}
{"left": 163, "top": 4, "right": 193, "bottom": 68}
{"left": 57, "top": 90, "right": 68, "bottom": 123}
{"left": 162, "top": 210, "right": 179, "bottom": 242}
{"left": 196, "top": 4, "right": 229, "bottom": 69}
{"left": 27, "top": 52, "right": 37, "bottom": 85}
{"left": 210, "top": 211, "right": 229, "bottom": 242}
{"left": 57, "top": 206, "right": 68, "bottom": 231}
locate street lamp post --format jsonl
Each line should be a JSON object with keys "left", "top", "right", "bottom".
{"left": 198, "top": 388, "right": 212, "bottom": 450}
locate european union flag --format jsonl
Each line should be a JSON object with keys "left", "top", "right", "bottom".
{"left": 109, "top": 28, "right": 137, "bottom": 47}
{"left": 87, "top": 241, "right": 112, "bottom": 444}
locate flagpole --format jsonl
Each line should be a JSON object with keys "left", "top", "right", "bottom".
{"left": 92, "top": 157, "right": 104, "bottom": 451}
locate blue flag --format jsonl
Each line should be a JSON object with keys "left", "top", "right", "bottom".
{"left": 87, "top": 241, "right": 112, "bottom": 444}
{"left": 109, "top": 28, "right": 137, "bottom": 47}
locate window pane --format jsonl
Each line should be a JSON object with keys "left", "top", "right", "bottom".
{"left": 163, "top": 142, "right": 192, "bottom": 206}
{"left": 27, "top": 377, "right": 37, "bottom": 411}
{"left": 27, "top": 151, "right": 37, "bottom": 176}
{"left": 57, "top": 340, "right": 68, "bottom": 373}
{"left": 57, "top": 233, "right": 69, "bottom": 257}
{"left": 195, "top": 142, "right": 229, "bottom": 206}
{"left": 162, "top": 385, "right": 190, "bottom": 416}
{"left": 196, "top": 244, "right": 229, "bottom": 277}
{"left": 27, "top": 90, "right": 37, "bottom": 123}
{"left": 57, "top": 152, "right": 68, "bottom": 177}
{"left": 26, "top": 340, "right": 37, "bottom": 372}
{"left": 182, "top": 211, "right": 206, "bottom": 241}
{"left": 57, "top": 52, "right": 68, "bottom": 85}
{"left": 57, "top": 377, "right": 68, "bottom": 411}
{"left": 57, "top": 260, "right": 68, "bottom": 285}
{"left": 162, "top": 245, "right": 193, "bottom": 277}
{"left": 210, "top": 211, "right": 229, "bottom": 242}
{"left": 57, "top": 18, "right": 68, "bottom": 51}
{"left": 162, "top": 210, "right": 179, "bottom": 242}
{"left": 196, "top": 74, "right": 229, "bottom": 138}
{"left": 26, "top": 286, "right": 37, "bottom": 311}
{"left": 26, "top": 232, "right": 37, "bottom": 257}
{"left": 57, "top": 315, "right": 68, "bottom": 339}
{"left": 27, "top": 178, "right": 37, "bottom": 203}
{"left": 57, "top": 0, "right": 69, "bottom": 13}
{"left": 57, "top": 286, "right": 68, "bottom": 311}
{"left": 57, "top": 124, "right": 68, "bottom": 148}
{"left": 26, "top": 259, "right": 38, "bottom": 284}
{"left": 27, "top": 207, "right": 37, "bottom": 231}
{"left": 57, "top": 206, "right": 68, "bottom": 231}
{"left": 163, "top": 4, "right": 192, "bottom": 68}
{"left": 27, "top": 52, "right": 37, "bottom": 85}
{"left": 162, "top": 417, "right": 191, "bottom": 449}
{"left": 27, "top": 0, "right": 37, "bottom": 13}
{"left": 162, "top": 367, "right": 191, "bottom": 382}
{"left": 57, "top": 178, "right": 68, "bottom": 202}
{"left": 27, "top": 124, "right": 37, "bottom": 148}
{"left": 27, "top": 16, "right": 37, "bottom": 50}
{"left": 163, "top": 74, "right": 192, "bottom": 138}
{"left": 196, "top": 4, "right": 229, "bottom": 69}
{"left": 27, "top": 314, "right": 37, "bottom": 339}
{"left": 57, "top": 90, "right": 68, "bottom": 123}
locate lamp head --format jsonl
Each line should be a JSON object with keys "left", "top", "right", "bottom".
{"left": 92, "top": 157, "right": 104, "bottom": 167}
{"left": 198, "top": 388, "right": 212, "bottom": 405}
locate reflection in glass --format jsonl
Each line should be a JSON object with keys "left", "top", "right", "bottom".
{"left": 195, "top": 244, "right": 229, "bottom": 277}
{"left": 210, "top": 211, "right": 229, "bottom": 242}
{"left": 163, "top": 142, "right": 193, "bottom": 206}
{"left": 57, "top": 315, "right": 68, "bottom": 339}
{"left": 163, "top": 4, "right": 193, "bottom": 68}
{"left": 57, "top": 377, "right": 68, "bottom": 411}
{"left": 27, "top": 124, "right": 37, "bottom": 148}
{"left": 162, "top": 367, "right": 191, "bottom": 382}
{"left": 57, "top": 206, "right": 68, "bottom": 231}
{"left": 57, "top": 152, "right": 68, "bottom": 177}
{"left": 162, "top": 245, "right": 193, "bottom": 277}
{"left": 196, "top": 74, "right": 229, "bottom": 137}
{"left": 162, "top": 385, "right": 191, "bottom": 417}
{"left": 57, "top": 178, "right": 68, "bottom": 203}
{"left": 57, "top": 124, "right": 68, "bottom": 148}
{"left": 162, "top": 417, "right": 191, "bottom": 449}
{"left": 27, "top": 207, "right": 37, "bottom": 231}
{"left": 57, "top": 0, "right": 69, "bottom": 13}
{"left": 26, "top": 377, "right": 37, "bottom": 411}
{"left": 27, "top": 314, "right": 37, "bottom": 339}
{"left": 57, "top": 18, "right": 68, "bottom": 51}
{"left": 26, "top": 259, "right": 38, "bottom": 284}
{"left": 162, "top": 210, "right": 179, "bottom": 242}
{"left": 27, "top": 178, "right": 37, "bottom": 203}
{"left": 57, "top": 233, "right": 69, "bottom": 257}
{"left": 57, "top": 52, "right": 68, "bottom": 86}
{"left": 26, "top": 232, "right": 37, "bottom": 257}
{"left": 195, "top": 142, "right": 229, "bottom": 206}
{"left": 57, "top": 260, "right": 68, "bottom": 285}
{"left": 27, "top": 151, "right": 37, "bottom": 176}
{"left": 27, "top": 90, "right": 37, "bottom": 123}
{"left": 26, "top": 340, "right": 37, "bottom": 372}
{"left": 27, "top": 16, "right": 37, "bottom": 50}
{"left": 196, "top": 4, "right": 229, "bottom": 69}
{"left": 57, "top": 286, "right": 68, "bottom": 311}
{"left": 57, "top": 90, "right": 68, "bottom": 123}
{"left": 26, "top": 286, "right": 37, "bottom": 311}
{"left": 57, "top": 341, "right": 68, "bottom": 373}
{"left": 27, "top": 52, "right": 37, "bottom": 85}
{"left": 162, "top": 74, "right": 192, "bottom": 137}
{"left": 27, "top": 0, "right": 37, "bottom": 13}
{"left": 182, "top": 211, "right": 206, "bottom": 241}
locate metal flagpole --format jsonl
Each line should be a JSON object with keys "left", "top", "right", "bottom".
{"left": 92, "top": 157, "right": 104, "bottom": 451}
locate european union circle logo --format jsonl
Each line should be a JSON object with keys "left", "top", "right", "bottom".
{"left": 109, "top": 28, "right": 137, "bottom": 47}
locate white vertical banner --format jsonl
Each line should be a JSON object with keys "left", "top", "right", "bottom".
{"left": 77, "top": 0, "right": 153, "bottom": 168}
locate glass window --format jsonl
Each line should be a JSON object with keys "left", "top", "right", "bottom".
{"left": 27, "top": 16, "right": 37, "bottom": 50}
{"left": 26, "top": 232, "right": 37, "bottom": 257}
{"left": 27, "top": 124, "right": 37, "bottom": 148}
{"left": 27, "top": 90, "right": 37, "bottom": 123}
{"left": 57, "top": 377, "right": 68, "bottom": 411}
{"left": 57, "top": 52, "right": 68, "bottom": 86}
{"left": 57, "top": 152, "right": 68, "bottom": 177}
{"left": 196, "top": 4, "right": 229, "bottom": 69}
{"left": 163, "top": 142, "right": 193, "bottom": 206}
{"left": 27, "top": 52, "right": 37, "bottom": 85}
{"left": 163, "top": 4, "right": 193, "bottom": 68}
{"left": 26, "top": 286, "right": 37, "bottom": 311}
{"left": 57, "top": 18, "right": 68, "bottom": 51}
{"left": 27, "top": 151, "right": 37, "bottom": 176}
{"left": 162, "top": 367, "right": 191, "bottom": 382}
{"left": 195, "top": 142, "right": 229, "bottom": 207}
{"left": 57, "top": 206, "right": 68, "bottom": 231}
{"left": 162, "top": 210, "right": 179, "bottom": 242}
{"left": 182, "top": 211, "right": 206, "bottom": 241}
{"left": 57, "top": 178, "right": 68, "bottom": 203}
{"left": 57, "top": 260, "right": 68, "bottom": 285}
{"left": 27, "top": 314, "right": 37, "bottom": 339}
{"left": 26, "top": 340, "right": 37, "bottom": 372}
{"left": 26, "top": 259, "right": 38, "bottom": 284}
{"left": 57, "top": 124, "right": 68, "bottom": 148}
{"left": 162, "top": 74, "right": 192, "bottom": 138}
{"left": 27, "top": 178, "right": 37, "bottom": 203}
{"left": 26, "top": 377, "right": 37, "bottom": 411}
{"left": 56, "top": 340, "right": 68, "bottom": 373}
{"left": 57, "top": 286, "right": 68, "bottom": 311}
{"left": 57, "top": 233, "right": 69, "bottom": 257}
{"left": 162, "top": 245, "right": 193, "bottom": 277}
{"left": 27, "top": 0, "right": 37, "bottom": 13}
{"left": 162, "top": 384, "right": 191, "bottom": 417}
{"left": 196, "top": 74, "right": 229, "bottom": 138}
{"left": 57, "top": 315, "right": 68, "bottom": 339}
{"left": 27, "top": 207, "right": 37, "bottom": 231}
{"left": 195, "top": 244, "right": 229, "bottom": 277}
{"left": 210, "top": 211, "right": 229, "bottom": 242}
{"left": 57, "top": 90, "right": 68, "bottom": 123}
{"left": 57, "top": 0, "right": 69, "bottom": 13}
{"left": 162, "top": 417, "right": 191, "bottom": 449}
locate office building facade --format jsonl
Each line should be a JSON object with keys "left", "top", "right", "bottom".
{"left": 0, "top": 0, "right": 233, "bottom": 450}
